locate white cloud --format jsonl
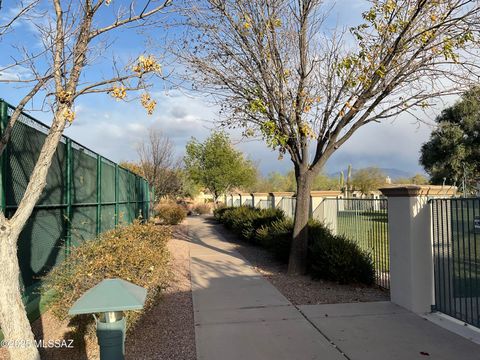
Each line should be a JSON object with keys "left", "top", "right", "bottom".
{"left": 0, "top": 65, "right": 32, "bottom": 81}
{"left": 60, "top": 86, "right": 449, "bottom": 176}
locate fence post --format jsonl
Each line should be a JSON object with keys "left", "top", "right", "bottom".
{"left": 379, "top": 185, "right": 457, "bottom": 314}
{"left": 114, "top": 164, "right": 119, "bottom": 226}
{"left": 145, "top": 181, "right": 150, "bottom": 221}
{"left": 0, "top": 100, "right": 8, "bottom": 215}
{"left": 96, "top": 155, "right": 102, "bottom": 235}
{"left": 309, "top": 191, "right": 341, "bottom": 233}
{"left": 150, "top": 186, "right": 155, "bottom": 218}
{"left": 65, "top": 138, "right": 73, "bottom": 255}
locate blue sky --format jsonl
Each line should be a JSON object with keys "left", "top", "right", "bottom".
{"left": 0, "top": 0, "right": 453, "bottom": 176}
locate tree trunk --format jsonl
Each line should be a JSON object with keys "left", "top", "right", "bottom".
{"left": 287, "top": 170, "right": 313, "bottom": 275}
{"left": 0, "top": 220, "right": 40, "bottom": 360}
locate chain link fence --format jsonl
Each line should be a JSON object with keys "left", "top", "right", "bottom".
{"left": 0, "top": 99, "right": 153, "bottom": 303}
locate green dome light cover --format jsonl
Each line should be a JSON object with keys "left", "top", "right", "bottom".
{"left": 68, "top": 278, "right": 147, "bottom": 315}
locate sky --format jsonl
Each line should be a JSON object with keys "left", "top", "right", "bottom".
{"left": 0, "top": 0, "right": 456, "bottom": 177}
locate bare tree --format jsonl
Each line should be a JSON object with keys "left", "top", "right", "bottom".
{"left": 137, "top": 126, "right": 183, "bottom": 199}
{"left": 0, "top": 0, "right": 40, "bottom": 38}
{"left": 0, "top": 1, "right": 173, "bottom": 359}
{"left": 180, "top": 0, "right": 480, "bottom": 274}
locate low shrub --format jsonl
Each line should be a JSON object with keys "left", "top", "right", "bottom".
{"left": 309, "top": 230, "right": 375, "bottom": 285}
{"left": 213, "top": 206, "right": 230, "bottom": 221}
{"left": 42, "top": 221, "right": 171, "bottom": 338}
{"left": 193, "top": 203, "right": 211, "bottom": 215}
{"left": 215, "top": 206, "right": 375, "bottom": 286}
{"left": 215, "top": 206, "right": 285, "bottom": 243}
{"left": 255, "top": 218, "right": 293, "bottom": 262}
{"left": 155, "top": 202, "right": 187, "bottom": 225}
{"left": 250, "top": 207, "right": 285, "bottom": 243}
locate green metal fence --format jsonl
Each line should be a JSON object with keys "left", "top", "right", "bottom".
{"left": 323, "top": 198, "right": 390, "bottom": 289}
{"left": 0, "top": 99, "right": 153, "bottom": 303}
{"left": 431, "top": 198, "right": 480, "bottom": 328}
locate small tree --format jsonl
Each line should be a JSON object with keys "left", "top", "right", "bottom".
{"left": 181, "top": 0, "right": 480, "bottom": 274}
{"left": 312, "top": 173, "right": 339, "bottom": 191}
{"left": 351, "top": 167, "right": 386, "bottom": 195}
{"left": 184, "top": 132, "right": 256, "bottom": 202}
{"left": 420, "top": 88, "right": 480, "bottom": 194}
{"left": 119, "top": 161, "right": 145, "bottom": 177}
{"left": 395, "top": 173, "right": 429, "bottom": 185}
{"left": 410, "top": 174, "right": 429, "bottom": 185}
{"left": 0, "top": 1, "right": 172, "bottom": 359}
{"left": 137, "top": 127, "right": 184, "bottom": 199}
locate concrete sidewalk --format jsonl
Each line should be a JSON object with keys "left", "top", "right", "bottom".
{"left": 299, "top": 301, "right": 480, "bottom": 360}
{"left": 188, "top": 217, "right": 344, "bottom": 360}
{"left": 187, "top": 217, "right": 480, "bottom": 360}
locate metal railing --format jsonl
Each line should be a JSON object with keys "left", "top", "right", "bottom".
{"left": 258, "top": 199, "right": 272, "bottom": 209}
{"left": 323, "top": 198, "right": 390, "bottom": 289}
{"left": 279, "top": 197, "right": 296, "bottom": 218}
{"left": 244, "top": 198, "right": 253, "bottom": 207}
{"left": 227, "top": 193, "right": 390, "bottom": 289}
{"left": 431, "top": 198, "right": 480, "bottom": 327}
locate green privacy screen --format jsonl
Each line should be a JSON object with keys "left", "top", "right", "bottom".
{"left": 0, "top": 99, "right": 154, "bottom": 302}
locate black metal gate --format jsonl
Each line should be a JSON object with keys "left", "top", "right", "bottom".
{"left": 319, "top": 198, "right": 390, "bottom": 289}
{"left": 431, "top": 198, "right": 480, "bottom": 327}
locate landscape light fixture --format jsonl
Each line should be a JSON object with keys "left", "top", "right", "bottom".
{"left": 68, "top": 278, "right": 147, "bottom": 360}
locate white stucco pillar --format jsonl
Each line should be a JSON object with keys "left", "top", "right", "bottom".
{"left": 380, "top": 185, "right": 457, "bottom": 314}
{"left": 310, "top": 191, "right": 342, "bottom": 234}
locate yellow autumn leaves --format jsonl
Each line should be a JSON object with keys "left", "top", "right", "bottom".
{"left": 111, "top": 86, "right": 127, "bottom": 100}
{"left": 242, "top": 15, "right": 282, "bottom": 31}
{"left": 133, "top": 55, "right": 162, "bottom": 75}
{"left": 107, "top": 54, "right": 161, "bottom": 115}
{"left": 141, "top": 93, "right": 157, "bottom": 115}
{"left": 110, "top": 87, "right": 156, "bottom": 114}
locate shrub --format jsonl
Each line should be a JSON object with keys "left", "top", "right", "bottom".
{"left": 309, "top": 227, "right": 375, "bottom": 285}
{"left": 215, "top": 206, "right": 285, "bottom": 243}
{"left": 215, "top": 206, "right": 375, "bottom": 286}
{"left": 42, "top": 221, "right": 171, "bottom": 338}
{"left": 193, "top": 203, "right": 211, "bottom": 215}
{"left": 250, "top": 207, "right": 285, "bottom": 243}
{"left": 213, "top": 206, "right": 230, "bottom": 221}
{"left": 155, "top": 202, "right": 187, "bottom": 224}
{"left": 255, "top": 218, "right": 293, "bottom": 262}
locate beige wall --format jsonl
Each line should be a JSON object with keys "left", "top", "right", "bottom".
{"left": 380, "top": 185, "right": 457, "bottom": 314}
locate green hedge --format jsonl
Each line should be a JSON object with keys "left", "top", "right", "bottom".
{"left": 214, "top": 206, "right": 375, "bottom": 285}
{"left": 214, "top": 206, "right": 285, "bottom": 243}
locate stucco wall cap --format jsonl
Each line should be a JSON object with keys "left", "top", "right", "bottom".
{"left": 269, "top": 192, "right": 295, "bottom": 197}
{"left": 310, "top": 190, "right": 342, "bottom": 197}
{"left": 379, "top": 185, "right": 457, "bottom": 197}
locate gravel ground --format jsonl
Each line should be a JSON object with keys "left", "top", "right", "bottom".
{"left": 210, "top": 218, "right": 389, "bottom": 305}
{"left": 0, "top": 226, "right": 196, "bottom": 360}
{"left": 125, "top": 229, "right": 196, "bottom": 360}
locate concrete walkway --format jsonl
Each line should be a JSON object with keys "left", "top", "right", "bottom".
{"left": 187, "top": 217, "right": 480, "bottom": 360}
